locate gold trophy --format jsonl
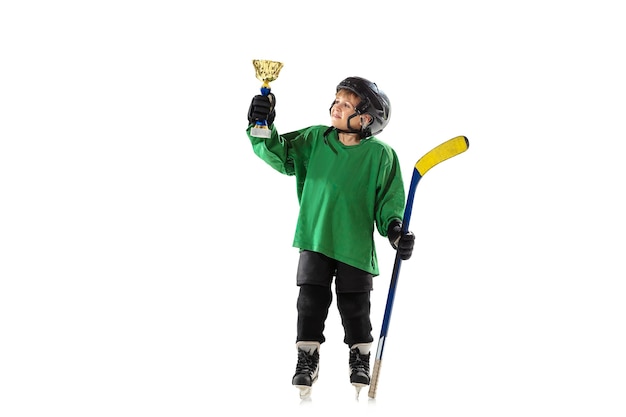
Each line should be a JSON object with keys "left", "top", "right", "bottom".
{"left": 250, "top": 59, "right": 284, "bottom": 138}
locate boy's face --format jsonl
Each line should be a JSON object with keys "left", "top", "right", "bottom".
{"left": 330, "top": 90, "right": 371, "bottom": 132}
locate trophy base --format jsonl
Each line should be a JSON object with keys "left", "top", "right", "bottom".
{"left": 250, "top": 127, "right": 272, "bottom": 138}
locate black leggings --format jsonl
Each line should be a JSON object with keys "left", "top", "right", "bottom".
{"left": 296, "top": 284, "right": 373, "bottom": 346}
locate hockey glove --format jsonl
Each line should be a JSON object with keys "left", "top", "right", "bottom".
{"left": 247, "top": 93, "right": 276, "bottom": 127}
{"left": 387, "top": 220, "right": 415, "bottom": 261}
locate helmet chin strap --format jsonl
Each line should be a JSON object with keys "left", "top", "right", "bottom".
{"left": 328, "top": 112, "right": 364, "bottom": 137}
{"left": 344, "top": 112, "right": 362, "bottom": 134}
{"left": 324, "top": 125, "right": 362, "bottom": 142}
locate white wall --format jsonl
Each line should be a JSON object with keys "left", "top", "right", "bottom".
{"left": 1, "top": 1, "right": 624, "bottom": 415}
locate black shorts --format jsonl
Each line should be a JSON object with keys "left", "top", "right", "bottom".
{"left": 296, "top": 250, "right": 373, "bottom": 293}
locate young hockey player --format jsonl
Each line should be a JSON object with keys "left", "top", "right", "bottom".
{"left": 246, "top": 76, "right": 415, "bottom": 398}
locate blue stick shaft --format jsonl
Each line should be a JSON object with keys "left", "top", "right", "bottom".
{"left": 369, "top": 135, "right": 468, "bottom": 399}
{"left": 375, "top": 167, "right": 422, "bottom": 359}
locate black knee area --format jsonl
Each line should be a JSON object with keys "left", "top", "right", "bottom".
{"left": 296, "top": 284, "right": 333, "bottom": 343}
{"left": 337, "top": 292, "right": 373, "bottom": 346}
{"left": 337, "top": 292, "right": 370, "bottom": 319}
{"left": 297, "top": 284, "right": 332, "bottom": 314}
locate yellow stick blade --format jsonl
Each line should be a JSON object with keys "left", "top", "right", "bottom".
{"left": 415, "top": 136, "right": 469, "bottom": 176}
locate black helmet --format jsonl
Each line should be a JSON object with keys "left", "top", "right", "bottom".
{"left": 335, "top": 76, "right": 391, "bottom": 137}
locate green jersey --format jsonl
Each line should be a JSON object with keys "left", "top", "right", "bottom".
{"left": 247, "top": 125, "right": 406, "bottom": 276}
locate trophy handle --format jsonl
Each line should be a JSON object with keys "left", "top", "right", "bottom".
{"left": 255, "top": 85, "right": 272, "bottom": 130}
{"left": 251, "top": 59, "right": 283, "bottom": 139}
{"left": 251, "top": 82, "right": 274, "bottom": 138}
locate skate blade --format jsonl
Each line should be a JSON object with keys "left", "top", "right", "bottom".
{"left": 295, "top": 385, "right": 312, "bottom": 399}
{"left": 352, "top": 383, "right": 367, "bottom": 399}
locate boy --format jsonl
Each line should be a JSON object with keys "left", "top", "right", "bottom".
{"left": 246, "top": 76, "right": 415, "bottom": 398}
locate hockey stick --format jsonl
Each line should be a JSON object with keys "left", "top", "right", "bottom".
{"left": 368, "top": 135, "right": 469, "bottom": 399}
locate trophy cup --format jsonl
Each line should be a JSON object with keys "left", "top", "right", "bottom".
{"left": 250, "top": 59, "right": 284, "bottom": 138}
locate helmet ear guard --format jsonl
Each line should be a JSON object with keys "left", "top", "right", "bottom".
{"left": 360, "top": 113, "right": 373, "bottom": 127}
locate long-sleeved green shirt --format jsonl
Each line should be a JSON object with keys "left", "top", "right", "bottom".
{"left": 247, "top": 124, "right": 405, "bottom": 276}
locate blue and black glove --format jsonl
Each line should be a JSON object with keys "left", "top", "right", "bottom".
{"left": 387, "top": 220, "right": 415, "bottom": 260}
{"left": 247, "top": 93, "right": 276, "bottom": 127}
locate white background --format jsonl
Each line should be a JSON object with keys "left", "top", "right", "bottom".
{"left": 1, "top": 1, "right": 625, "bottom": 415}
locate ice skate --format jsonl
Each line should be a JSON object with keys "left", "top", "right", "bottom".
{"left": 292, "top": 342, "right": 320, "bottom": 399}
{"left": 349, "top": 343, "right": 371, "bottom": 399}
